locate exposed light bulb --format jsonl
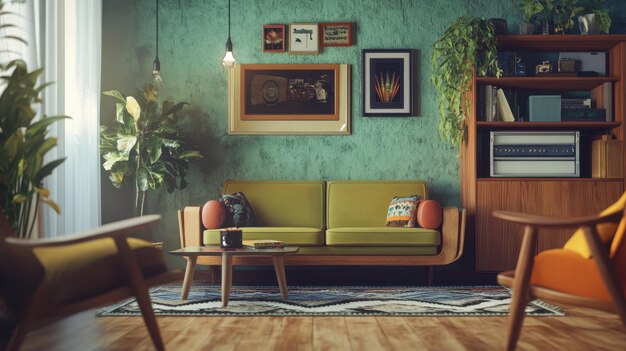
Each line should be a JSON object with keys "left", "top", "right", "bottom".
{"left": 152, "top": 57, "right": 163, "bottom": 88}
{"left": 222, "top": 37, "right": 236, "bottom": 68}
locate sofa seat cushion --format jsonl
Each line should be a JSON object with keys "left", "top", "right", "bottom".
{"left": 32, "top": 238, "right": 167, "bottom": 305}
{"left": 203, "top": 227, "right": 324, "bottom": 246}
{"left": 326, "top": 227, "right": 440, "bottom": 247}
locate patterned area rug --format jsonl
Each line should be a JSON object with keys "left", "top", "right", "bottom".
{"left": 98, "top": 285, "right": 563, "bottom": 317}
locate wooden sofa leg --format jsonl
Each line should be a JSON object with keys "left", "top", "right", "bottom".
{"left": 210, "top": 266, "right": 219, "bottom": 284}
{"left": 426, "top": 266, "right": 434, "bottom": 286}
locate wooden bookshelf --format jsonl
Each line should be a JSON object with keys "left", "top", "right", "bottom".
{"left": 462, "top": 35, "right": 626, "bottom": 272}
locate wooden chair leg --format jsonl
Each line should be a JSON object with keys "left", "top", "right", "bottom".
{"left": 210, "top": 266, "right": 219, "bottom": 285}
{"left": 583, "top": 226, "right": 626, "bottom": 326}
{"left": 507, "top": 225, "right": 537, "bottom": 351}
{"left": 426, "top": 266, "right": 434, "bottom": 286}
{"left": 114, "top": 237, "right": 165, "bottom": 351}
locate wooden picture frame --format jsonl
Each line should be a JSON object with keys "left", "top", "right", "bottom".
{"left": 362, "top": 49, "right": 414, "bottom": 117}
{"left": 228, "top": 64, "right": 351, "bottom": 135}
{"left": 288, "top": 23, "right": 319, "bottom": 54}
{"left": 320, "top": 22, "right": 353, "bottom": 47}
{"left": 263, "top": 24, "right": 285, "bottom": 52}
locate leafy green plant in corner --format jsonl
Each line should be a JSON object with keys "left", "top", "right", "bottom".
{"left": 100, "top": 84, "right": 202, "bottom": 216}
{"left": 580, "top": 0, "right": 612, "bottom": 33}
{"left": 520, "top": 0, "right": 544, "bottom": 24}
{"left": 431, "top": 17, "right": 501, "bottom": 147}
{"left": 0, "top": 0, "right": 67, "bottom": 238}
{"left": 552, "top": 0, "right": 584, "bottom": 33}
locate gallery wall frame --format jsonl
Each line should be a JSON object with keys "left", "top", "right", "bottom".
{"left": 361, "top": 49, "right": 415, "bottom": 117}
{"left": 320, "top": 22, "right": 353, "bottom": 47}
{"left": 263, "top": 24, "right": 286, "bottom": 52}
{"left": 228, "top": 64, "right": 351, "bottom": 135}
{"left": 288, "top": 23, "right": 320, "bottom": 54}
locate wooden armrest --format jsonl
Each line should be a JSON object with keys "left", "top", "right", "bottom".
{"left": 5, "top": 215, "right": 160, "bottom": 248}
{"left": 440, "top": 207, "right": 466, "bottom": 264}
{"left": 492, "top": 210, "right": 623, "bottom": 229}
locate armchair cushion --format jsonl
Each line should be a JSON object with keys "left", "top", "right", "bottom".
{"left": 32, "top": 238, "right": 166, "bottom": 304}
{"left": 564, "top": 191, "right": 626, "bottom": 259}
{"left": 531, "top": 248, "right": 615, "bottom": 302}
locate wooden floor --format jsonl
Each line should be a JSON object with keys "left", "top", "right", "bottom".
{"left": 18, "top": 300, "right": 626, "bottom": 351}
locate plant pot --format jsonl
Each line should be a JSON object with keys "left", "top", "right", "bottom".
{"left": 578, "top": 13, "right": 600, "bottom": 35}
{"left": 519, "top": 23, "right": 535, "bottom": 35}
{"left": 542, "top": 20, "right": 553, "bottom": 35}
{"left": 490, "top": 18, "right": 508, "bottom": 35}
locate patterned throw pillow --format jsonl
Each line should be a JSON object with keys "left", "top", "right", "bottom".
{"left": 386, "top": 195, "right": 420, "bottom": 227}
{"left": 218, "top": 192, "right": 257, "bottom": 227}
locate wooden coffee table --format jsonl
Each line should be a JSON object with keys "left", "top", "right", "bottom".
{"left": 169, "top": 246, "right": 299, "bottom": 307}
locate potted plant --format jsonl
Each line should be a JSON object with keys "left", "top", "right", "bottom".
{"left": 519, "top": 0, "right": 544, "bottom": 34}
{"left": 431, "top": 17, "right": 501, "bottom": 147}
{"left": 100, "top": 84, "right": 202, "bottom": 216}
{"left": 578, "top": 0, "right": 611, "bottom": 34}
{"left": 552, "top": 0, "right": 584, "bottom": 34}
{"left": 0, "top": 1, "right": 67, "bottom": 238}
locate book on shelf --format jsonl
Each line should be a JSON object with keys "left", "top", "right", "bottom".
{"left": 482, "top": 85, "right": 499, "bottom": 121}
{"left": 561, "top": 98, "right": 593, "bottom": 109}
{"left": 496, "top": 88, "right": 515, "bottom": 122}
{"left": 242, "top": 239, "right": 285, "bottom": 249}
{"left": 561, "top": 108, "right": 606, "bottom": 121}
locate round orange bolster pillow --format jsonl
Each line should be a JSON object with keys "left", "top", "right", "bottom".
{"left": 416, "top": 200, "right": 442, "bottom": 229}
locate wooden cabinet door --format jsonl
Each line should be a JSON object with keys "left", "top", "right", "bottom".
{"left": 476, "top": 180, "right": 623, "bottom": 272}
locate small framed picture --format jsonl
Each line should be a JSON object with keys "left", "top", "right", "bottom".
{"left": 320, "top": 22, "right": 353, "bottom": 47}
{"left": 362, "top": 49, "right": 415, "bottom": 117}
{"left": 263, "top": 24, "right": 285, "bottom": 52}
{"left": 288, "top": 23, "right": 319, "bottom": 54}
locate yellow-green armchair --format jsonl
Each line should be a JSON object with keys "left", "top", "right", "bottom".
{"left": 0, "top": 209, "right": 180, "bottom": 351}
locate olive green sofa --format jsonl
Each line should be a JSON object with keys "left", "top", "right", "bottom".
{"left": 178, "top": 180, "right": 465, "bottom": 275}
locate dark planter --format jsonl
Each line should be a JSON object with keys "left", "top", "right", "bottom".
{"left": 490, "top": 18, "right": 508, "bottom": 35}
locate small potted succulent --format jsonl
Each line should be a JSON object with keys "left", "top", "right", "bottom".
{"left": 519, "top": 0, "right": 544, "bottom": 34}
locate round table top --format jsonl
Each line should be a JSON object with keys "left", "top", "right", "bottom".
{"left": 169, "top": 245, "right": 299, "bottom": 256}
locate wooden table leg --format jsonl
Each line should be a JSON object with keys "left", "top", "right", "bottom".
{"left": 273, "top": 255, "right": 288, "bottom": 299}
{"left": 181, "top": 256, "right": 198, "bottom": 300}
{"left": 221, "top": 254, "right": 233, "bottom": 307}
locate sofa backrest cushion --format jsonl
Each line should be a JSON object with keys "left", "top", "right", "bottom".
{"left": 327, "top": 181, "right": 429, "bottom": 228}
{"left": 223, "top": 180, "right": 325, "bottom": 228}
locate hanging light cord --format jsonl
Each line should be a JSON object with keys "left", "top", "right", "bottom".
{"left": 156, "top": 0, "right": 159, "bottom": 59}
{"left": 227, "top": 0, "right": 231, "bottom": 39}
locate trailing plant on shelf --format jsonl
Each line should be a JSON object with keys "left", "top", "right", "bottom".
{"left": 0, "top": 0, "right": 67, "bottom": 238}
{"left": 100, "top": 84, "right": 202, "bottom": 216}
{"left": 552, "top": 0, "right": 584, "bottom": 34}
{"left": 431, "top": 17, "right": 501, "bottom": 147}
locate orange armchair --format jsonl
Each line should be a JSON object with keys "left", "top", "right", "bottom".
{"left": 0, "top": 210, "right": 180, "bottom": 351}
{"left": 494, "top": 207, "right": 626, "bottom": 351}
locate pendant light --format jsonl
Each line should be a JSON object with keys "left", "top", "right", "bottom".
{"left": 221, "top": 0, "right": 236, "bottom": 68}
{"left": 152, "top": 0, "right": 163, "bottom": 87}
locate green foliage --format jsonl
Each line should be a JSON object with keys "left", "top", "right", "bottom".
{"left": 431, "top": 17, "right": 500, "bottom": 147}
{"left": 552, "top": 0, "right": 584, "bottom": 33}
{"left": 0, "top": 60, "right": 68, "bottom": 238}
{"left": 0, "top": 0, "right": 66, "bottom": 238}
{"left": 580, "top": 0, "right": 612, "bottom": 33}
{"left": 100, "top": 84, "right": 202, "bottom": 216}
{"left": 520, "top": 0, "right": 544, "bottom": 23}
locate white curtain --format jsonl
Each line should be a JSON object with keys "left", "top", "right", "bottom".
{"left": 1, "top": 0, "right": 102, "bottom": 236}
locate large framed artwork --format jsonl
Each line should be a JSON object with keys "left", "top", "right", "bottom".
{"left": 228, "top": 64, "right": 351, "bottom": 135}
{"left": 362, "top": 49, "right": 414, "bottom": 117}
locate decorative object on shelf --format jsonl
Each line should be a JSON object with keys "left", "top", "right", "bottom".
{"left": 151, "top": 0, "right": 163, "bottom": 87}
{"left": 557, "top": 58, "right": 576, "bottom": 72}
{"left": 263, "top": 24, "right": 285, "bottom": 52}
{"left": 490, "top": 18, "right": 508, "bottom": 35}
{"left": 362, "top": 49, "right": 415, "bottom": 117}
{"left": 579, "top": 0, "right": 611, "bottom": 34}
{"left": 227, "top": 64, "right": 351, "bottom": 135}
{"left": 100, "top": 84, "right": 203, "bottom": 216}
{"left": 431, "top": 16, "right": 500, "bottom": 146}
{"left": 535, "top": 60, "right": 554, "bottom": 74}
{"left": 222, "top": 0, "right": 236, "bottom": 68}
{"left": 288, "top": 23, "right": 319, "bottom": 54}
{"left": 320, "top": 22, "right": 353, "bottom": 47}
{"left": 552, "top": 0, "right": 584, "bottom": 34}
{"left": 519, "top": 0, "right": 544, "bottom": 34}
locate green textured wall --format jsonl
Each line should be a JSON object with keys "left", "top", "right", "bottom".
{"left": 101, "top": 0, "right": 626, "bottom": 268}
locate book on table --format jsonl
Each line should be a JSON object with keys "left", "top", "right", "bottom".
{"left": 243, "top": 239, "right": 285, "bottom": 249}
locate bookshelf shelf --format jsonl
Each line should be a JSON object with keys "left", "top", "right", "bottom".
{"left": 475, "top": 76, "right": 618, "bottom": 90}
{"left": 463, "top": 35, "right": 626, "bottom": 273}
{"left": 476, "top": 121, "right": 621, "bottom": 131}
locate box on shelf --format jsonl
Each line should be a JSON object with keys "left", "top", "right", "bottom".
{"left": 592, "top": 135, "right": 623, "bottom": 178}
{"left": 529, "top": 95, "right": 561, "bottom": 122}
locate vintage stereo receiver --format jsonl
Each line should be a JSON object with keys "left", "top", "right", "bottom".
{"left": 490, "top": 131, "right": 580, "bottom": 177}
